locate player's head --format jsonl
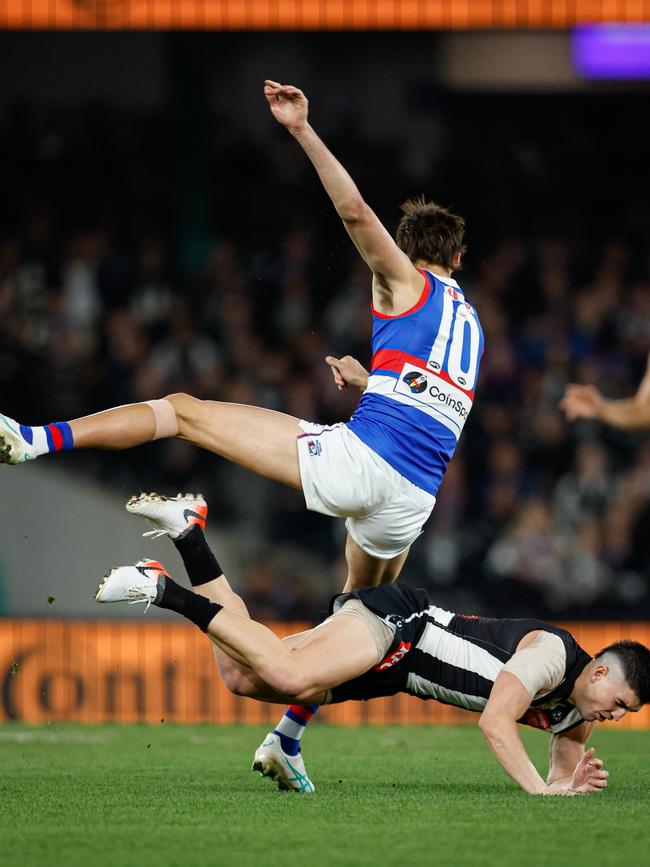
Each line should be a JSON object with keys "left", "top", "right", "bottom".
{"left": 575, "top": 640, "right": 650, "bottom": 722}
{"left": 395, "top": 197, "right": 466, "bottom": 272}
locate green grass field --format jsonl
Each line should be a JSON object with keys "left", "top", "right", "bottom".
{"left": 1, "top": 723, "right": 648, "bottom": 867}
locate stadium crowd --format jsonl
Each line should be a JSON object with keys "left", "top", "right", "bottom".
{"left": 1, "top": 94, "right": 649, "bottom": 620}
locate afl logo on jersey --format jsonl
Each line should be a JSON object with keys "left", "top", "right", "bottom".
{"left": 403, "top": 371, "right": 428, "bottom": 394}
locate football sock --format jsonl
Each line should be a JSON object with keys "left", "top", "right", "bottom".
{"left": 156, "top": 576, "right": 222, "bottom": 632}
{"left": 19, "top": 422, "right": 74, "bottom": 456}
{"left": 273, "top": 705, "right": 319, "bottom": 756}
{"left": 173, "top": 525, "right": 223, "bottom": 587}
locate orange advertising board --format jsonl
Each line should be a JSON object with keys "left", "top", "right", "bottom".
{"left": 0, "top": 0, "right": 648, "bottom": 30}
{"left": 1, "top": 618, "right": 649, "bottom": 728}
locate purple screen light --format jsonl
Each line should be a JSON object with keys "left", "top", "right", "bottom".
{"left": 573, "top": 25, "right": 650, "bottom": 79}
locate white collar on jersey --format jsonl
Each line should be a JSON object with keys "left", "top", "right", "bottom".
{"left": 424, "top": 270, "right": 461, "bottom": 291}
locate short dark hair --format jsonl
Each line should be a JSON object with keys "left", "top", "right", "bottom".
{"left": 594, "top": 640, "right": 650, "bottom": 705}
{"left": 395, "top": 196, "right": 467, "bottom": 271}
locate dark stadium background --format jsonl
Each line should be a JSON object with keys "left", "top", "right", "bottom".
{"left": 1, "top": 23, "right": 649, "bottom": 624}
{"left": 2, "top": 14, "right": 650, "bottom": 867}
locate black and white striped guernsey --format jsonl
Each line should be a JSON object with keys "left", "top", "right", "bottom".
{"left": 330, "top": 584, "right": 591, "bottom": 734}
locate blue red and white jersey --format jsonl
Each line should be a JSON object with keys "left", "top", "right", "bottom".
{"left": 346, "top": 270, "right": 484, "bottom": 496}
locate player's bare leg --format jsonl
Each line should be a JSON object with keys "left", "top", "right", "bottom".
{"left": 198, "top": 573, "right": 313, "bottom": 705}
{"left": 96, "top": 563, "right": 376, "bottom": 700}
{"left": 95, "top": 558, "right": 375, "bottom": 793}
{"left": 167, "top": 394, "right": 303, "bottom": 487}
{"left": 74, "top": 397, "right": 304, "bottom": 488}
{"left": 172, "top": 561, "right": 308, "bottom": 704}
{"left": 68, "top": 403, "right": 159, "bottom": 449}
{"left": 1, "top": 396, "right": 303, "bottom": 489}
{"left": 342, "top": 533, "right": 410, "bottom": 591}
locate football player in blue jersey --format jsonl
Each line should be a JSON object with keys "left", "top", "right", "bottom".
{"left": 0, "top": 81, "right": 483, "bottom": 787}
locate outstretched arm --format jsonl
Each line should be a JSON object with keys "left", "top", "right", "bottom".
{"left": 264, "top": 80, "right": 424, "bottom": 314}
{"left": 479, "top": 672, "right": 552, "bottom": 795}
{"left": 560, "top": 352, "right": 650, "bottom": 429}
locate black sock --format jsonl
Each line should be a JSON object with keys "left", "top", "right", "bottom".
{"left": 174, "top": 525, "right": 223, "bottom": 587}
{"left": 156, "top": 576, "right": 222, "bottom": 632}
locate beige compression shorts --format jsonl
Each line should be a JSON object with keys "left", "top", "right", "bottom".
{"left": 320, "top": 598, "right": 395, "bottom": 706}
{"left": 324, "top": 597, "right": 394, "bottom": 663}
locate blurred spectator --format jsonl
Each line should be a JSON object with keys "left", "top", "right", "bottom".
{"left": 553, "top": 441, "right": 614, "bottom": 528}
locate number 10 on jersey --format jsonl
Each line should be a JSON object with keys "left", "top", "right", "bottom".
{"left": 427, "top": 290, "right": 481, "bottom": 390}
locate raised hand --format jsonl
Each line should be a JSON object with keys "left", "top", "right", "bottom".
{"left": 264, "top": 80, "right": 309, "bottom": 132}
{"left": 559, "top": 384, "right": 603, "bottom": 421}
{"left": 325, "top": 355, "right": 369, "bottom": 391}
{"left": 569, "top": 747, "right": 609, "bottom": 793}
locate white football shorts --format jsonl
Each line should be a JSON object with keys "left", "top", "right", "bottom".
{"left": 296, "top": 421, "right": 436, "bottom": 559}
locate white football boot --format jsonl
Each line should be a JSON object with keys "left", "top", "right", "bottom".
{"left": 95, "top": 559, "right": 170, "bottom": 611}
{"left": 126, "top": 492, "right": 208, "bottom": 539}
{"left": 252, "top": 732, "right": 316, "bottom": 793}
{"left": 0, "top": 413, "right": 39, "bottom": 464}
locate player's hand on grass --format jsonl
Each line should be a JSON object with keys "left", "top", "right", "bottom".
{"left": 264, "top": 80, "right": 308, "bottom": 133}
{"left": 568, "top": 747, "right": 609, "bottom": 794}
{"left": 559, "top": 384, "right": 603, "bottom": 421}
{"left": 325, "top": 355, "right": 369, "bottom": 391}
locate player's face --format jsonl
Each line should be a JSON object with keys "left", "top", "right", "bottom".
{"left": 577, "top": 664, "right": 640, "bottom": 723}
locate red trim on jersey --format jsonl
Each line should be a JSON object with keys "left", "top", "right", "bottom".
{"left": 370, "top": 350, "right": 475, "bottom": 399}
{"left": 371, "top": 349, "right": 428, "bottom": 373}
{"left": 371, "top": 270, "right": 430, "bottom": 320}
{"left": 47, "top": 424, "right": 64, "bottom": 451}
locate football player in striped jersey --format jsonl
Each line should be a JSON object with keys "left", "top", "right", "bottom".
{"left": 96, "top": 518, "right": 649, "bottom": 796}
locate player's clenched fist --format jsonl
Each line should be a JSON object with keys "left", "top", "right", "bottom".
{"left": 264, "top": 80, "right": 309, "bottom": 133}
